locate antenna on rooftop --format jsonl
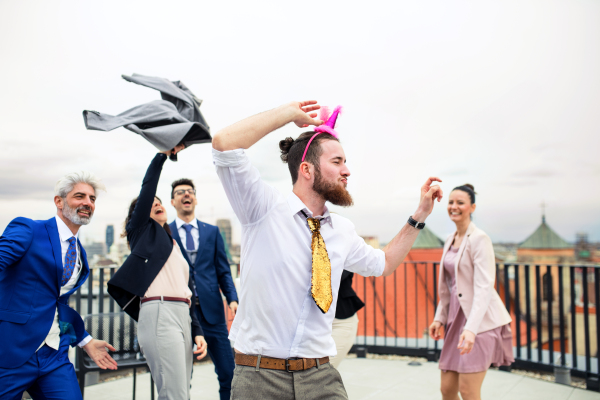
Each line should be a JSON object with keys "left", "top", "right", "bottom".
{"left": 540, "top": 201, "right": 547, "bottom": 223}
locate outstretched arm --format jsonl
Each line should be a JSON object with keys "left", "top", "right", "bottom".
{"left": 212, "top": 101, "right": 323, "bottom": 151}
{"left": 127, "top": 145, "right": 185, "bottom": 233}
{"left": 381, "top": 177, "right": 443, "bottom": 277}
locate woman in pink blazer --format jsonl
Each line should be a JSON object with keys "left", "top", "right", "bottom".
{"left": 429, "top": 184, "right": 513, "bottom": 400}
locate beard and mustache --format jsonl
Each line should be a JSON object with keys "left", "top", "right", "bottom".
{"left": 312, "top": 169, "right": 354, "bottom": 207}
{"left": 62, "top": 202, "right": 93, "bottom": 225}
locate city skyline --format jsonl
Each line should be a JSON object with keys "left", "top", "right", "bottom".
{"left": 1, "top": 1, "right": 599, "bottom": 245}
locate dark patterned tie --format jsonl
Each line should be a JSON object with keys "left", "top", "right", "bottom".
{"left": 61, "top": 237, "right": 77, "bottom": 286}
{"left": 183, "top": 224, "right": 195, "bottom": 251}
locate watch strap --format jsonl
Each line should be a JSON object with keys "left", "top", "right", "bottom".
{"left": 408, "top": 216, "right": 426, "bottom": 230}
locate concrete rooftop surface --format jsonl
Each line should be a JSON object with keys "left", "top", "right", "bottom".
{"left": 83, "top": 358, "right": 599, "bottom": 400}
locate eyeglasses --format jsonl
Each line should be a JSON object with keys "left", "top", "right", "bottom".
{"left": 174, "top": 189, "right": 196, "bottom": 196}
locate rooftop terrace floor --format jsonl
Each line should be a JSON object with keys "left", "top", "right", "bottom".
{"left": 84, "top": 357, "right": 599, "bottom": 400}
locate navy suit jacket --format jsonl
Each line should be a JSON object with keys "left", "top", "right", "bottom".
{"left": 170, "top": 220, "right": 238, "bottom": 325}
{"left": 0, "top": 217, "right": 90, "bottom": 369}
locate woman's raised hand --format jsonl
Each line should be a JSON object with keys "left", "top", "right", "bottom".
{"left": 160, "top": 143, "right": 186, "bottom": 156}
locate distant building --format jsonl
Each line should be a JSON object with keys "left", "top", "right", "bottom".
{"left": 216, "top": 219, "right": 232, "bottom": 250}
{"left": 85, "top": 242, "right": 106, "bottom": 259}
{"left": 106, "top": 225, "right": 114, "bottom": 253}
{"left": 575, "top": 232, "right": 592, "bottom": 261}
{"left": 517, "top": 215, "right": 574, "bottom": 264}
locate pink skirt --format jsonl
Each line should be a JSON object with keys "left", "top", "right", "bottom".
{"left": 439, "top": 295, "right": 514, "bottom": 373}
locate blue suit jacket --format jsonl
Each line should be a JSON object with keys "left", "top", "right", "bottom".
{"left": 0, "top": 217, "right": 90, "bottom": 369}
{"left": 170, "top": 220, "right": 238, "bottom": 325}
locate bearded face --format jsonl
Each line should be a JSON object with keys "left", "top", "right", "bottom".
{"left": 62, "top": 201, "right": 93, "bottom": 225}
{"left": 312, "top": 167, "right": 354, "bottom": 207}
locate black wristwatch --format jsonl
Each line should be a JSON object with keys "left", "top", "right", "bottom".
{"left": 408, "top": 216, "right": 426, "bottom": 230}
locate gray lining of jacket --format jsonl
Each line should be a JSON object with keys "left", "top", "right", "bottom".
{"left": 83, "top": 73, "right": 211, "bottom": 151}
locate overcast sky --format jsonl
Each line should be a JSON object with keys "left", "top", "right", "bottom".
{"left": 1, "top": 0, "right": 599, "bottom": 247}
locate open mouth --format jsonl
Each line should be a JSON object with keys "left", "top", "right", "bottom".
{"left": 77, "top": 209, "right": 91, "bottom": 217}
{"left": 182, "top": 199, "right": 192, "bottom": 205}
{"left": 155, "top": 209, "right": 164, "bottom": 215}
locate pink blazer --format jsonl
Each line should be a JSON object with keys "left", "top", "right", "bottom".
{"left": 433, "top": 222, "right": 511, "bottom": 335}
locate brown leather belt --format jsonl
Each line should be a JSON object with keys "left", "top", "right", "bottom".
{"left": 235, "top": 353, "right": 329, "bottom": 372}
{"left": 141, "top": 296, "right": 191, "bottom": 306}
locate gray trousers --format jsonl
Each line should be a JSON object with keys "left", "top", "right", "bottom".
{"left": 138, "top": 300, "right": 193, "bottom": 400}
{"left": 230, "top": 361, "right": 348, "bottom": 400}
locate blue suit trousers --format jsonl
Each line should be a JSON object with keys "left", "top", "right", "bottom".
{"left": 195, "top": 306, "right": 235, "bottom": 400}
{"left": 0, "top": 334, "right": 81, "bottom": 400}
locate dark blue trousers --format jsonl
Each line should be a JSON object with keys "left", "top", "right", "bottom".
{"left": 0, "top": 334, "right": 82, "bottom": 400}
{"left": 195, "top": 306, "right": 235, "bottom": 400}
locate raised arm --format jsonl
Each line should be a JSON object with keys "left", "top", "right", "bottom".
{"left": 127, "top": 146, "right": 185, "bottom": 233}
{"left": 212, "top": 101, "right": 323, "bottom": 151}
{"left": 381, "top": 177, "right": 443, "bottom": 277}
{"left": 126, "top": 153, "right": 168, "bottom": 232}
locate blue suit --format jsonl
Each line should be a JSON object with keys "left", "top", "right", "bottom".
{"left": 0, "top": 217, "right": 91, "bottom": 399}
{"left": 170, "top": 220, "right": 238, "bottom": 400}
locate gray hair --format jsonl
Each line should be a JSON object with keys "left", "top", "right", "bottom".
{"left": 54, "top": 171, "right": 106, "bottom": 198}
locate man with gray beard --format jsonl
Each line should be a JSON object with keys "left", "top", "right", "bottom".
{"left": 0, "top": 172, "right": 117, "bottom": 400}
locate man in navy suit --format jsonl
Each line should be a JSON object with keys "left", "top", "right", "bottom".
{"left": 0, "top": 172, "right": 117, "bottom": 399}
{"left": 169, "top": 178, "right": 239, "bottom": 400}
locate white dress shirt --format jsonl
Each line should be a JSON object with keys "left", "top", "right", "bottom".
{"left": 37, "top": 216, "right": 91, "bottom": 351}
{"left": 213, "top": 148, "right": 385, "bottom": 359}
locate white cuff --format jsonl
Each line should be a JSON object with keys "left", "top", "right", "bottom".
{"left": 77, "top": 335, "right": 92, "bottom": 348}
{"left": 212, "top": 148, "right": 248, "bottom": 167}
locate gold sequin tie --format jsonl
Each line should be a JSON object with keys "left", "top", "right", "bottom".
{"left": 306, "top": 216, "right": 333, "bottom": 314}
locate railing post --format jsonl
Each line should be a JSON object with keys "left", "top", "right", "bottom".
{"left": 394, "top": 269, "right": 398, "bottom": 348}
{"left": 547, "top": 265, "right": 554, "bottom": 365}
{"left": 582, "top": 268, "right": 590, "bottom": 374}
{"left": 535, "top": 265, "right": 542, "bottom": 363}
{"left": 424, "top": 262, "right": 429, "bottom": 350}
{"left": 433, "top": 262, "right": 438, "bottom": 352}
{"left": 514, "top": 264, "right": 521, "bottom": 359}
{"left": 570, "top": 267, "right": 578, "bottom": 370}
{"left": 525, "top": 265, "right": 532, "bottom": 361}
{"left": 363, "top": 274, "right": 367, "bottom": 346}
{"left": 404, "top": 262, "right": 408, "bottom": 347}
{"left": 594, "top": 268, "right": 600, "bottom": 390}
{"left": 558, "top": 266, "right": 566, "bottom": 366}
{"left": 98, "top": 267, "right": 105, "bottom": 341}
{"left": 383, "top": 268, "right": 387, "bottom": 346}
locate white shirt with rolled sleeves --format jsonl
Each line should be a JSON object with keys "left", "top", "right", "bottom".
{"left": 212, "top": 148, "right": 385, "bottom": 359}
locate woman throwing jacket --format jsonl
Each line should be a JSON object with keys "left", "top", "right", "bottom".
{"left": 108, "top": 146, "right": 208, "bottom": 400}
{"left": 429, "top": 184, "right": 513, "bottom": 400}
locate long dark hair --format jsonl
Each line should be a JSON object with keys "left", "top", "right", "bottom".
{"left": 121, "top": 196, "right": 172, "bottom": 242}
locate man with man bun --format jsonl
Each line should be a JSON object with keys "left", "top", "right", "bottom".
{"left": 211, "top": 100, "right": 443, "bottom": 399}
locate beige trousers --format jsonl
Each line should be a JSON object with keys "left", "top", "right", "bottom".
{"left": 138, "top": 300, "right": 193, "bottom": 400}
{"left": 330, "top": 313, "right": 359, "bottom": 369}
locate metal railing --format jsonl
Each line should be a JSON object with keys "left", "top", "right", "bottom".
{"left": 350, "top": 261, "right": 599, "bottom": 391}
{"left": 73, "top": 262, "right": 600, "bottom": 391}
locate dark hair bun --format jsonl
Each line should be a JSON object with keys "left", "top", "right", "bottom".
{"left": 279, "top": 137, "right": 295, "bottom": 163}
{"left": 463, "top": 183, "right": 476, "bottom": 194}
